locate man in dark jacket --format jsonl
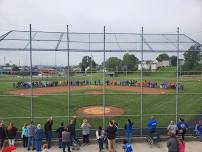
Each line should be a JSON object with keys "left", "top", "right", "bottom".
{"left": 67, "top": 116, "right": 76, "bottom": 145}
{"left": 0, "top": 121, "right": 6, "bottom": 148}
{"left": 106, "top": 120, "right": 117, "bottom": 152}
{"left": 44, "top": 117, "right": 53, "bottom": 149}
{"left": 56, "top": 122, "right": 65, "bottom": 148}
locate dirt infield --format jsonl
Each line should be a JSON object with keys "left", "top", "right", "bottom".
{"left": 9, "top": 85, "right": 173, "bottom": 95}
{"left": 76, "top": 106, "right": 124, "bottom": 117}
{"left": 84, "top": 91, "right": 102, "bottom": 95}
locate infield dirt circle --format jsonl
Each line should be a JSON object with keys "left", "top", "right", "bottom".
{"left": 76, "top": 106, "right": 124, "bottom": 117}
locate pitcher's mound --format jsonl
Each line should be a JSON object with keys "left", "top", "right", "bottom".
{"left": 76, "top": 106, "right": 124, "bottom": 117}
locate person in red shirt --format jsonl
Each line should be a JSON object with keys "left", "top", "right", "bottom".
{"left": 1, "top": 140, "right": 16, "bottom": 152}
{"left": 178, "top": 138, "right": 185, "bottom": 152}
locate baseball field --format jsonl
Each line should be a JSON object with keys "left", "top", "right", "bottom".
{"left": 0, "top": 70, "right": 202, "bottom": 131}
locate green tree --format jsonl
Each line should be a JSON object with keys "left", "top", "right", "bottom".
{"left": 156, "top": 53, "right": 169, "bottom": 62}
{"left": 182, "top": 45, "right": 201, "bottom": 72}
{"left": 122, "top": 53, "right": 139, "bottom": 71}
{"left": 79, "top": 56, "right": 96, "bottom": 72}
{"left": 11, "top": 64, "right": 20, "bottom": 71}
{"left": 170, "top": 56, "right": 177, "bottom": 66}
{"left": 105, "top": 57, "right": 122, "bottom": 71}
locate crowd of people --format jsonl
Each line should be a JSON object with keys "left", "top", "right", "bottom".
{"left": 14, "top": 79, "right": 161, "bottom": 89}
{"left": 0, "top": 117, "right": 201, "bottom": 152}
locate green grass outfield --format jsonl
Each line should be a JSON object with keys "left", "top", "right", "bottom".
{"left": 0, "top": 71, "right": 202, "bottom": 130}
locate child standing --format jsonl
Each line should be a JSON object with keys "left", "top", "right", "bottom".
{"left": 178, "top": 138, "right": 185, "bottom": 152}
{"left": 1, "top": 140, "right": 16, "bottom": 152}
{"left": 21, "top": 123, "right": 28, "bottom": 148}
{"left": 122, "top": 139, "right": 133, "bottom": 152}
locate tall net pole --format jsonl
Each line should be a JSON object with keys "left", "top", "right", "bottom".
{"left": 140, "top": 27, "right": 144, "bottom": 136}
{"left": 176, "top": 27, "right": 179, "bottom": 123}
{"left": 29, "top": 24, "right": 33, "bottom": 121}
{"left": 67, "top": 25, "right": 70, "bottom": 123}
{"left": 102, "top": 26, "right": 106, "bottom": 128}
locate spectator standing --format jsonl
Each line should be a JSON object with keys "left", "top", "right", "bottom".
{"left": 67, "top": 116, "right": 76, "bottom": 145}
{"left": 147, "top": 116, "right": 157, "bottom": 134}
{"left": 80, "top": 119, "right": 91, "bottom": 144}
{"left": 167, "top": 132, "right": 178, "bottom": 152}
{"left": 177, "top": 118, "right": 188, "bottom": 140}
{"left": 167, "top": 121, "right": 178, "bottom": 135}
{"left": 21, "top": 123, "right": 28, "bottom": 148}
{"left": 34, "top": 124, "right": 43, "bottom": 152}
{"left": 106, "top": 121, "right": 117, "bottom": 152}
{"left": 27, "top": 121, "right": 36, "bottom": 151}
{"left": 0, "top": 120, "right": 6, "bottom": 148}
{"left": 62, "top": 128, "right": 71, "bottom": 152}
{"left": 6, "top": 122, "right": 17, "bottom": 145}
{"left": 124, "top": 119, "right": 133, "bottom": 143}
{"left": 56, "top": 122, "right": 65, "bottom": 148}
{"left": 96, "top": 126, "right": 104, "bottom": 152}
{"left": 44, "top": 117, "right": 53, "bottom": 149}
{"left": 197, "top": 120, "right": 202, "bottom": 142}
{"left": 178, "top": 138, "right": 185, "bottom": 152}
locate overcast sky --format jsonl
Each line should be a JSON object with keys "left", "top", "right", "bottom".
{"left": 0, "top": 0, "right": 202, "bottom": 66}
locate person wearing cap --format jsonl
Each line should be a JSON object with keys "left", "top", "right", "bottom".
{"left": 177, "top": 118, "right": 188, "bottom": 140}
{"left": 67, "top": 116, "right": 76, "bottom": 145}
{"left": 44, "top": 117, "right": 53, "bottom": 149}
{"left": 167, "top": 121, "right": 178, "bottom": 135}
{"left": 147, "top": 116, "right": 157, "bottom": 134}
{"left": 35, "top": 124, "right": 43, "bottom": 152}
{"left": 0, "top": 120, "right": 6, "bottom": 148}
{"left": 106, "top": 120, "right": 117, "bottom": 152}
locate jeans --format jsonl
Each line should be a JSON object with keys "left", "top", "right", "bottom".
{"left": 70, "top": 133, "right": 75, "bottom": 145}
{"left": 58, "top": 138, "right": 62, "bottom": 148}
{"left": 199, "top": 134, "right": 202, "bottom": 142}
{"left": 45, "top": 131, "right": 52, "bottom": 149}
{"left": 28, "top": 136, "right": 35, "bottom": 149}
{"left": 62, "top": 142, "right": 71, "bottom": 152}
{"left": 23, "top": 135, "right": 28, "bottom": 147}
{"left": 97, "top": 138, "right": 104, "bottom": 152}
{"left": 35, "top": 139, "right": 42, "bottom": 152}
{"left": 125, "top": 132, "right": 132, "bottom": 143}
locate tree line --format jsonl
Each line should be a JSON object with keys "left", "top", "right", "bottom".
{"left": 79, "top": 45, "right": 201, "bottom": 73}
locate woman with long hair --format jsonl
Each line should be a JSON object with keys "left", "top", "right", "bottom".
{"left": 96, "top": 126, "right": 104, "bottom": 152}
{"left": 6, "top": 122, "right": 17, "bottom": 146}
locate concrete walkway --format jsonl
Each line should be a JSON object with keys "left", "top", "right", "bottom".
{"left": 12, "top": 141, "right": 201, "bottom": 152}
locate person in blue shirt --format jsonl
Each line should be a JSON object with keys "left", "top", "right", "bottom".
{"left": 34, "top": 124, "right": 43, "bottom": 152}
{"left": 21, "top": 123, "right": 28, "bottom": 148}
{"left": 124, "top": 119, "right": 133, "bottom": 143}
{"left": 122, "top": 139, "right": 133, "bottom": 152}
{"left": 197, "top": 120, "right": 202, "bottom": 142}
{"left": 177, "top": 118, "right": 189, "bottom": 140}
{"left": 147, "top": 116, "right": 157, "bottom": 134}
